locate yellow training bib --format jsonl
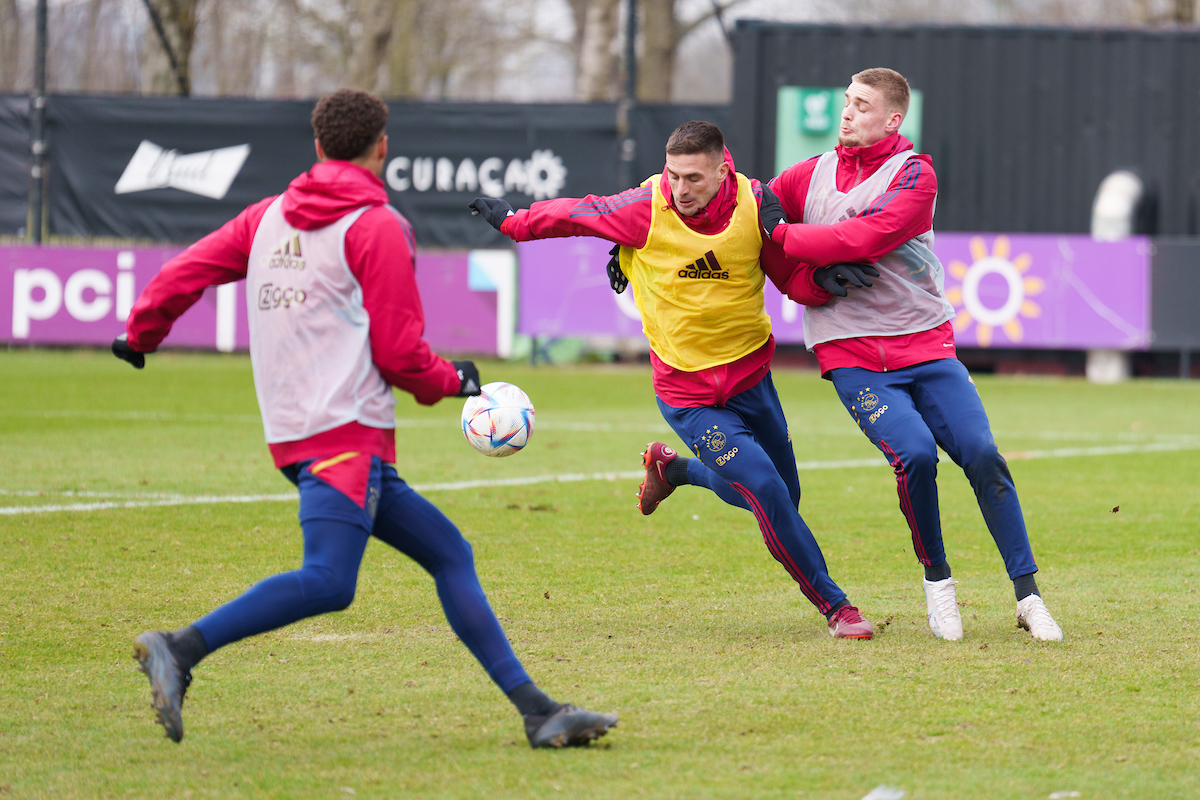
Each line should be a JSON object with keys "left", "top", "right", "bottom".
{"left": 620, "top": 172, "right": 770, "bottom": 371}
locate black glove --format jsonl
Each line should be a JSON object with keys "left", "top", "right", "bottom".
{"left": 112, "top": 333, "right": 146, "bottom": 369}
{"left": 606, "top": 244, "right": 628, "bottom": 294}
{"left": 468, "top": 197, "right": 514, "bottom": 231}
{"left": 453, "top": 360, "right": 481, "bottom": 397}
{"left": 759, "top": 182, "right": 788, "bottom": 240}
{"left": 813, "top": 264, "right": 881, "bottom": 298}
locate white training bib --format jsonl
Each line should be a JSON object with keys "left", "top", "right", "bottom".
{"left": 246, "top": 198, "right": 395, "bottom": 443}
{"left": 801, "top": 149, "right": 955, "bottom": 348}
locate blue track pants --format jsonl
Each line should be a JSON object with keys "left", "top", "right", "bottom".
{"left": 829, "top": 359, "right": 1037, "bottom": 579}
{"left": 658, "top": 372, "right": 847, "bottom": 614}
{"left": 192, "top": 457, "right": 531, "bottom": 693}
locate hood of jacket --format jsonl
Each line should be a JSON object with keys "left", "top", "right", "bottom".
{"left": 281, "top": 160, "right": 389, "bottom": 231}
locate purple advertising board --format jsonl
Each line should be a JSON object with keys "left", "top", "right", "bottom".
{"left": 0, "top": 245, "right": 250, "bottom": 350}
{"left": 516, "top": 237, "right": 809, "bottom": 343}
{"left": 1, "top": 246, "right": 499, "bottom": 355}
{"left": 414, "top": 251, "right": 498, "bottom": 355}
{"left": 517, "top": 234, "right": 1152, "bottom": 350}
{"left": 935, "top": 233, "right": 1150, "bottom": 350}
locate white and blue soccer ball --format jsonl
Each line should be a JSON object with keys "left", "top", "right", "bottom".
{"left": 461, "top": 381, "right": 535, "bottom": 457}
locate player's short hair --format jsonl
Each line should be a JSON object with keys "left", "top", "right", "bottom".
{"left": 851, "top": 68, "right": 911, "bottom": 116}
{"left": 311, "top": 88, "right": 389, "bottom": 161}
{"left": 665, "top": 120, "right": 725, "bottom": 161}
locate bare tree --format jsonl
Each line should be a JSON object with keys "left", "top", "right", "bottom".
{"left": 637, "top": 0, "right": 748, "bottom": 102}
{"left": 0, "top": 0, "right": 19, "bottom": 92}
{"left": 141, "top": 0, "right": 199, "bottom": 94}
{"left": 573, "top": 0, "right": 621, "bottom": 101}
{"left": 190, "top": 0, "right": 270, "bottom": 96}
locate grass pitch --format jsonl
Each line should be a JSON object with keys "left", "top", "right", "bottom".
{"left": 1, "top": 349, "right": 1198, "bottom": 799}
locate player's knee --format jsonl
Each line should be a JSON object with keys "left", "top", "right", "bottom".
{"left": 737, "top": 473, "right": 791, "bottom": 503}
{"left": 445, "top": 534, "right": 476, "bottom": 569}
{"left": 327, "top": 582, "right": 357, "bottom": 612}
{"left": 428, "top": 530, "right": 476, "bottom": 574}
{"left": 962, "top": 440, "right": 1009, "bottom": 482}
{"left": 899, "top": 446, "right": 938, "bottom": 477}
{"left": 305, "top": 567, "right": 358, "bottom": 613}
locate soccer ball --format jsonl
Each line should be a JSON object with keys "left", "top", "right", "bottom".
{"left": 461, "top": 382, "right": 535, "bottom": 457}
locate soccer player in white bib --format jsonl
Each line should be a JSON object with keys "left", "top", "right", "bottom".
{"left": 113, "top": 89, "right": 617, "bottom": 747}
{"left": 759, "top": 68, "right": 1063, "bottom": 642}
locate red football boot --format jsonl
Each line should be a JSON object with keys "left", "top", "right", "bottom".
{"left": 827, "top": 605, "right": 874, "bottom": 639}
{"left": 637, "top": 442, "right": 678, "bottom": 516}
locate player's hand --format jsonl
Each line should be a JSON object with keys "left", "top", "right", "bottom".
{"left": 606, "top": 244, "right": 628, "bottom": 294}
{"left": 758, "top": 183, "right": 788, "bottom": 240}
{"left": 468, "top": 197, "right": 514, "bottom": 231}
{"left": 813, "top": 264, "right": 881, "bottom": 297}
{"left": 112, "top": 334, "right": 146, "bottom": 369}
{"left": 453, "top": 360, "right": 481, "bottom": 397}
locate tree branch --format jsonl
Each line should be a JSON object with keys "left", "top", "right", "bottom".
{"left": 140, "top": 0, "right": 189, "bottom": 95}
{"left": 676, "top": 0, "right": 750, "bottom": 41}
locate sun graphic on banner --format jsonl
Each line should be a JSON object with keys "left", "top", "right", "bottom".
{"left": 945, "top": 236, "right": 1045, "bottom": 347}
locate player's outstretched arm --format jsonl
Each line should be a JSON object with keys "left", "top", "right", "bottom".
{"left": 121, "top": 196, "right": 274, "bottom": 362}
{"left": 470, "top": 185, "right": 653, "bottom": 248}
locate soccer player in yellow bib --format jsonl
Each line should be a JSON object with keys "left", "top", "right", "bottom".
{"left": 471, "top": 121, "right": 873, "bottom": 639}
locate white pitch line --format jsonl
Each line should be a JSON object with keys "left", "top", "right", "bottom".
{"left": 288, "top": 632, "right": 386, "bottom": 642}
{"left": 0, "top": 493, "right": 298, "bottom": 516}
{"left": 2, "top": 440, "right": 1198, "bottom": 516}
{"left": 10, "top": 409, "right": 263, "bottom": 424}
{"left": 998, "top": 440, "right": 1200, "bottom": 460}
{"left": 0, "top": 489, "right": 188, "bottom": 499}
{"left": 412, "top": 470, "right": 645, "bottom": 492}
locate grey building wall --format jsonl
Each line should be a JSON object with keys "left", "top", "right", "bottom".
{"left": 730, "top": 22, "right": 1200, "bottom": 235}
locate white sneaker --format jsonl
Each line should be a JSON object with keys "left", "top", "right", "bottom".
{"left": 1016, "top": 594, "right": 1063, "bottom": 641}
{"left": 923, "top": 577, "right": 963, "bottom": 641}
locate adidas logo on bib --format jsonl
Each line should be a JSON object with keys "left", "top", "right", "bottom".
{"left": 265, "top": 232, "right": 306, "bottom": 271}
{"left": 677, "top": 250, "right": 729, "bottom": 280}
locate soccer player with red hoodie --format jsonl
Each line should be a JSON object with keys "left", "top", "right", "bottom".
{"left": 113, "top": 89, "right": 617, "bottom": 748}
{"left": 470, "top": 121, "right": 874, "bottom": 640}
{"left": 758, "top": 68, "right": 1063, "bottom": 642}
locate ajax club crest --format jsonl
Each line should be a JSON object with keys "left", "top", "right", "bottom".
{"left": 701, "top": 426, "right": 727, "bottom": 452}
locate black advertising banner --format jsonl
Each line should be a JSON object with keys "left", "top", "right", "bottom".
{"left": 47, "top": 95, "right": 315, "bottom": 243}
{"left": 383, "top": 102, "right": 618, "bottom": 248}
{"left": 47, "top": 95, "right": 621, "bottom": 247}
{"left": 0, "top": 95, "right": 29, "bottom": 235}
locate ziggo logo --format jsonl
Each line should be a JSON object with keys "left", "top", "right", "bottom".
{"left": 11, "top": 251, "right": 138, "bottom": 338}
{"left": 257, "top": 283, "right": 306, "bottom": 310}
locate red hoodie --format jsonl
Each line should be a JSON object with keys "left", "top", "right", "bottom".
{"left": 125, "top": 160, "right": 461, "bottom": 467}
{"left": 763, "top": 133, "right": 955, "bottom": 376}
{"left": 500, "top": 149, "right": 776, "bottom": 408}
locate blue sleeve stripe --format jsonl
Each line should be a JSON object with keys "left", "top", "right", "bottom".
{"left": 568, "top": 186, "right": 653, "bottom": 218}
{"left": 860, "top": 160, "right": 922, "bottom": 218}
